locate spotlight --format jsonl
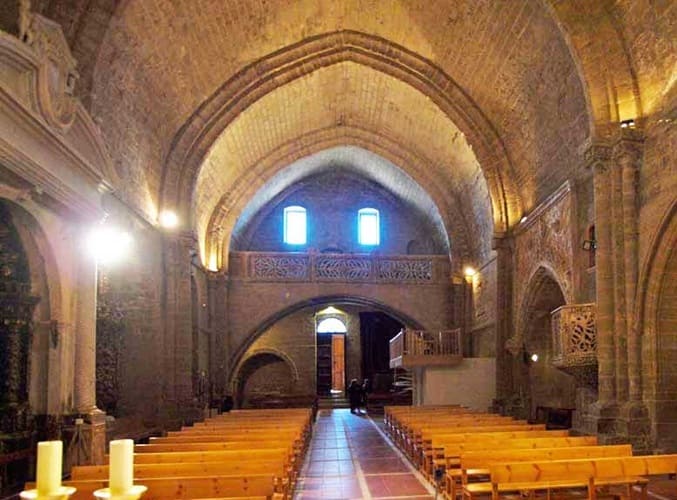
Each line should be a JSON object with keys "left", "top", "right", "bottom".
{"left": 87, "top": 225, "right": 132, "bottom": 264}
{"left": 520, "top": 216, "right": 527, "bottom": 224}
{"left": 530, "top": 353, "right": 539, "bottom": 363}
{"left": 159, "top": 210, "right": 178, "bottom": 229}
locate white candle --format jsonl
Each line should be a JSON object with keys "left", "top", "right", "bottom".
{"left": 36, "top": 441, "right": 62, "bottom": 495}
{"left": 109, "top": 439, "right": 134, "bottom": 494}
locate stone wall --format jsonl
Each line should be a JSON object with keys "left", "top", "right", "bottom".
{"left": 233, "top": 306, "right": 365, "bottom": 403}
{"left": 231, "top": 169, "right": 448, "bottom": 255}
{"left": 470, "top": 256, "right": 497, "bottom": 357}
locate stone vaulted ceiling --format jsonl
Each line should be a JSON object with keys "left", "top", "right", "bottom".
{"left": 27, "top": 0, "right": 675, "bottom": 268}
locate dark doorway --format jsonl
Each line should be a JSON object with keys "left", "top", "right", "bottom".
{"left": 360, "top": 312, "right": 403, "bottom": 392}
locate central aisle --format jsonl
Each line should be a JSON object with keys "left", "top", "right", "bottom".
{"left": 294, "top": 409, "right": 436, "bottom": 499}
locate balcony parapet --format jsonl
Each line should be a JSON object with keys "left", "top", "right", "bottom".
{"left": 551, "top": 303, "right": 597, "bottom": 386}
{"left": 229, "top": 251, "right": 449, "bottom": 284}
{"left": 389, "top": 328, "right": 462, "bottom": 369}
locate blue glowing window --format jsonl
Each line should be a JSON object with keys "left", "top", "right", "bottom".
{"left": 358, "top": 208, "right": 380, "bottom": 246}
{"left": 283, "top": 206, "right": 307, "bottom": 245}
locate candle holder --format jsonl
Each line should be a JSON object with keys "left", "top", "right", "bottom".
{"left": 93, "top": 485, "right": 147, "bottom": 500}
{"left": 19, "top": 486, "right": 77, "bottom": 499}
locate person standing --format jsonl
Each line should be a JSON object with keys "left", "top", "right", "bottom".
{"left": 347, "top": 379, "right": 363, "bottom": 414}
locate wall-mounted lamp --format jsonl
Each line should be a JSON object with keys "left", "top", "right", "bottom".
{"left": 87, "top": 224, "right": 133, "bottom": 264}
{"left": 463, "top": 267, "right": 477, "bottom": 283}
{"left": 582, "top": 239, "right": 597, "bottom": 251}
{"left": 520, "top": 216, "right": 528, "bottom": 224}
{"left": 530, "top": 353, "right": 539, "bottom": 363}
{"left": 620, "top": 119, "right": 636, "bottom": 129}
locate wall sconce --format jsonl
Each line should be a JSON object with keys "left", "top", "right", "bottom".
{"left": 582, "top": 239, "right": 597, "bottom": 251}
{"left": 620, "top": 119, "right": 636, "bottom": 129}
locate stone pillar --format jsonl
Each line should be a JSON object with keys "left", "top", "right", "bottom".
{"left": 207, "top": 271, "right": 228, "bottom": 402}
{"left": 588, "top": 144, "right": 616, "bottom": 404}
{"left": 614, "top": 136, "right": 643, "bottom": 401}
{"left": 72, "top": 254, "right": 105, "bottom": 464}
{"left": 610, "top": 155, "right": 629, "bottom": 402}
{"left": 615, "top": 133, "right": 650, "bottom": 451}
{"left": 162, "top": 230, "right": 198, "bottom": 422}
{"left": 493, "top": 235, "right": 514, "bottom": 402}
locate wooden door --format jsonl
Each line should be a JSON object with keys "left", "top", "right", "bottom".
{"left": 317, "top": 334, "right": 332, "bottom": 395}
{"left": 331, "top": 334, "right": 345, "bottom": 392}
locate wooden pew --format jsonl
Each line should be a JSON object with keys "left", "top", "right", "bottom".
{"left": 415, "top": 423, "right": 543, "bottom": 466}
{"left": 447, "top": 444, "right": 632, "bottom": 499}
{"left": 421, "top": 428, "right": 563, "bottom": 474}
{"left": 27, "top": 474, "right": 277, "bottom": 500}
{"left": 464, "top": 454, "right": 677, "bottom": 500}
{"left": 431, "top": 434, "right": 596, "bottom": 475}
{"left": 72, "top": 458, "right": 291, "bottom": 497}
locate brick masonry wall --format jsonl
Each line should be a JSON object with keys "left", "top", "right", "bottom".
{"left": 231, "top": 169, "right": 447, "bottom": 255}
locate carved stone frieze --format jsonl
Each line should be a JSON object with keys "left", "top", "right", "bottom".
{"left": 316, "top": 256, "right": 371, "bottom": 281}
{"left": 250, "top": 254, "right": 309, "bottom": 280}
{"left": 514, "top": 184, "right": 574, "bottom": 328}
{"left": 377, "top": 259, "right": 432, "bottom": 282}
{"left": 244, "top": 252, "right": 438, "bottom": 283}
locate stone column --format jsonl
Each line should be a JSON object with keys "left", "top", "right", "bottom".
{"left": 615, "top": 133, "right": 650, "bottom": 451}
{"left": 614, "top": 135, "right": 643, "bottom": 401}
{"left": 493, "top": 235, "right": 514, "bottom": 402}
{"left": 610, "top": 155, "right": 629, "bottom": 402}
{"left": 588, "top": 144, "right": 616, "bottom": 404}
{"left": 162, "top": 230, "right": 198, "bottom": 422}
{"left": 207, "top": 270, "right": 228, "bottom": 403}
{"left": 72, "top": 254, "right": 105, "bottom": 464}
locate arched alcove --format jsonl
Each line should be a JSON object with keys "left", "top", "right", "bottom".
{"left": 234, "top": 351, "right": 298, "bottom": 408}
{"left": 517, "top": 267, "right": 575, "bottom": 421}
{"left": 638, "top": 201, "right": 677, "bottom": 452}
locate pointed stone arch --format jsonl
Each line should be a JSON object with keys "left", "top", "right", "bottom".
{"left": 636, "top": 200, "right": 677, "bottom": 452}
{"left": 160, "top": 30, "right": 521, "bottom": 237}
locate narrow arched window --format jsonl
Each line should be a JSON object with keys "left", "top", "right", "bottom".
{"left": 283, "top": 206, "right": 306, "bottom": 245}
{"left": 358, "top": 208, "right": 380, "bottom": 246}
{"left": 316, "top": 317, "right": 347, "bottom": 333}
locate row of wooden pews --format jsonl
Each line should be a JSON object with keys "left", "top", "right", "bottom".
{"left": 30, "top": 408, "right": 313, "bottom": 499}
{"left": 385, "top": 405, "right": 677, "bottom": 499}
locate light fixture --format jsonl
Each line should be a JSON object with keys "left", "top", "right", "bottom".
{"left": 582, "top": 239, "right": 597, "bottom": 251}
{"left": 159, "top": 210, "right": 178, "bottom": 229}
{"left": 620, "top": 119, "right": 636, "bottom": 129}
{"left": 530, "top": 353, "right": 539, "bottom": 363}
{"left": 520, "top": 216, "right": 527, "bottom": 224}
{"left": 463, "top": 266, "right": 477, "bottom": 278}
{"left": 87, "top": 225, "right": 132, "bottom": 264}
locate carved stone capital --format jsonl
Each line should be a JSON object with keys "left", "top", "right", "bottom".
{"left": 612, "top": 135, "right": 644, "bottom": 169}
{"left": 584, "top": 142, "right": 612, "bottom": 174}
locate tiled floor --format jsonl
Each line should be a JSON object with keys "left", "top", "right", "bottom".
{"left": 294, "top": 409, "right": 436, "bottom": 499}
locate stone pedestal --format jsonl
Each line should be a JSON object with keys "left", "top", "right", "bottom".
{"left": 618, "top": 401, "right": 651, "bottom": 453}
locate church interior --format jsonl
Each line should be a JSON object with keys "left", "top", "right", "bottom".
{"left": 0, "top": 0, "right": 676, "bottom": 498}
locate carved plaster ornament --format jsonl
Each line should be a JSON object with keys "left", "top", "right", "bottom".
{"left": 24, "top": 12, "right": 79, "bottom": 131}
